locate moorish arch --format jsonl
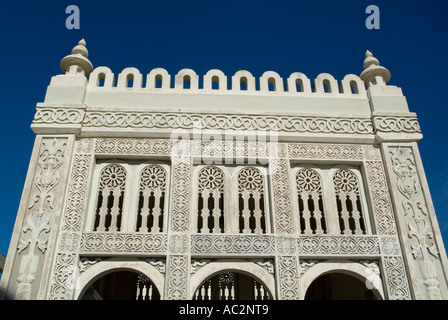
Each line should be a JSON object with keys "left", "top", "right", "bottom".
{"left": 300, "top": 260, "right": 385, "bottom": 300}
{"left": 75, "top": 259, "right": 165, "bottom": 300}
{"left": 190, "top": 261, "right": 276, "bottom": 300}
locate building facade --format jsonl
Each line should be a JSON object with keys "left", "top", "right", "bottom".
{"left": 1, "top": 40, "right": 447, "bottom": 300}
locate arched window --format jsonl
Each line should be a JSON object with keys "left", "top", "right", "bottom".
{"left": 268, "top": 77, "right": 276, "bottom": 92}
{"left": 296, "top": 169, "right": 327, "bottom": 235}
{"left": 94, "top": 164, "right": 127, "bottom": 232}
{"left": 323, "top": 79, "right": 331, "bottom": 93}
{"left": 237, "top": 167, "right": 266, "bottom": 234}
{"left": 212, "top": 76, "right": 219, "bottom": 90}
{"left": 197, "top": 166, "right": 225, "bottom": 233}
{"left": 80, "top": 271, "right": 161, "bottom": 300}
{"left": 305, "top": 272, "right": 378, "bottom": 300}
{"left": 240, "top": 77, "right": 248, "bottom": 91}
{"left": 183, "top": 75, "right": 191, "bottom": 89}
{"left": 333, "top": 169, "right": 366, "bottom": 235}
{"left": 98, "top": 73, "right": 106, "bottom": 87}
{"left": 126, "top": 74, "right": 134, "bottom": 88}
{"left": 295, "top": 78, "right": 303, "bottom": 92}
{"left": 155, "top": 74, "right": 163, "bottom": 88}
{"left": 350, "top": 80, "right": 359, "bottom": 94}
{"left": 136, "top": 165, "right": 167, "bottom": 233}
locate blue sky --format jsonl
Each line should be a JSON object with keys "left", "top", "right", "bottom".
{"left": 0, "top": 0, "right": 447, "bottom": 258}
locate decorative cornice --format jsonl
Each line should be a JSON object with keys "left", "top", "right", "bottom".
{"left": 33, "top": 108, "right": 85, "bottom": 125}
{"left": 33, "top": 108, "right": 424, "bottom": 139}
{"left": 33, "top": 108, "right": 376, "bottom": 135}
{"left": 82, "top": 111, "right": 374, "bottom": 134}
{"left": 373, "top": 115, "right": 421, "bottom": 134}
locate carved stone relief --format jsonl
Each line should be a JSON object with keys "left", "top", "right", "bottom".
{"left": 389, "top": 146, "right": 443, "bottom": 299}
{"left": 47, "top": 144, "right": 94, "bottom": 300}
{"left": 15, "top": 138, "right": 68, "bottom": 300}
{"left": 36, "top": 138, "right": 417, "bottom": 300}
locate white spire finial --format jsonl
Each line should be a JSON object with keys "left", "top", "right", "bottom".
{"left": 60, "top": 39, "right": 93, "bottom": 76}
{"left": 360, "top": 50, "right": 391, "bottom": 87}
{"left": 71, "top": 39, "right": 89, "bottom": 58}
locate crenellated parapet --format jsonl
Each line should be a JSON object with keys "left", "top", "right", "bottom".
{"left": 35, "top": 40, "right": 418, "bottom": 142}
{"left": 87, "top": 66, "right": 367, "bottom": 97}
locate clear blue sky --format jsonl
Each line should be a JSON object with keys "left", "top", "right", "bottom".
{"left": 0, "top": 0, "right": 447, "bottom": 257}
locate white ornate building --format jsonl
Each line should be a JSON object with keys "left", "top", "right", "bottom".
{"left": 1, "top": 39, "right": 447, "bottom": 300}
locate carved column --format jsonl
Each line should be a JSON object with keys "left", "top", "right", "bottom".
{"left": 383, "top": 143, "right": 448, "bottom": 299}
{"left": 362, "top": 145, "right": 412, "bottom": 299}
{"left": 271, "top": 143, "right": 301, "bottom": 299}
{"left": 0, "top": 136, "right": 73, "bottom": 300}
{"left": 165, "top": 140, "right": 192, "bottom": 299}
{"left": 46, "top": 139, "right": 94, "bottom": 299}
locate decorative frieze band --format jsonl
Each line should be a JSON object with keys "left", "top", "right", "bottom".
{"left": 33, "top": 108, "right": 85, "bottom": 125}
{"left": 83, "top": 112, "right": 375, "bottom": 134}
{"left": 34, "top": 108, "right": 377, "bottom": 135}
{"left": 297, "top": 235, "right": 380, "bottom": 256}
{"left": 74, "top": 233, "right": 400, "bottom": 257}
{"left": 91, "top": 138, "right": 383, "bottom": 162}
{"left": 373, "top": 116, "right": 421, "bottom": 134}
{"left": 95, "top": 138, "right": 173, "bottom": 155}
{"left": 79, "top": 233, "right": 168, "bottom": 254}
{"left": 191, "top": 234, "right": 276, "bottom": 255}
{"left": 288, "top": 143, "right": 364, "bottom": 160}
{"left": 75, "top": 234, "right": 400, "bottom": 260}
{"left": 34, "top": 108, "right": 424, "bottom": 141}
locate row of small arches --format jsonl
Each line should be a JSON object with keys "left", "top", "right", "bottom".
{"left": 88, "top": 67, "right": 367, "bottom": 96}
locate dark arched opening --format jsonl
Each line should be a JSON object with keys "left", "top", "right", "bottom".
{"left": 193, "top": 271, "right": 271, "bottom": 300}
{"left": 80, "top": 271, "right": 161, "bottom": 300}
{"left": 305, "top": 272, "right": 378, "bottom": 300}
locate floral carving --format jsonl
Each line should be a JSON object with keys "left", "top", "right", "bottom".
{"left": 140, "top": 165, "right": 166, "bottom": 189}
{"left": 166, "top": 255, "right": 189, "bottom": 300}
{"left": 278, "top": 256, "right": 300, "bottom": 299}
{"left": 79, "top": 232, "right": 168, "bottom": 253}
{"left": 238, "top": 167, "right": 264, "bottom": 192}
{"left": 296, "top": 169, "right": 320, "bottom": 192}
{"left": 364, "top": 161, "right": 397, "bottom": 235}
{"left": 271, "top": 158, "right": 294, "bottom": 234}
{"left": 390, "top": 147, "right": 441, "bottom": 299}
{"left": 383, "top": 256, "right": 411, "bottom": 300}
{"left": 62, "top": 155, "right": 93, "bottom": 231}
{"left": 198, "top": 166, "right": 224, "bottom": 191}
{"left": 16, "top": 138, "right": 67, "bottom": 300}
{"left": 288, "top": 143, "right": 363, "bottom": 160}
{"left": 99, "top": 165, "right": 126, "bottom": 189}
{"left": 191, "top": 234, "right": 276, "bottom": 255}
{"left": 333, "top": 169, "right": 358, "bottom": 193}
